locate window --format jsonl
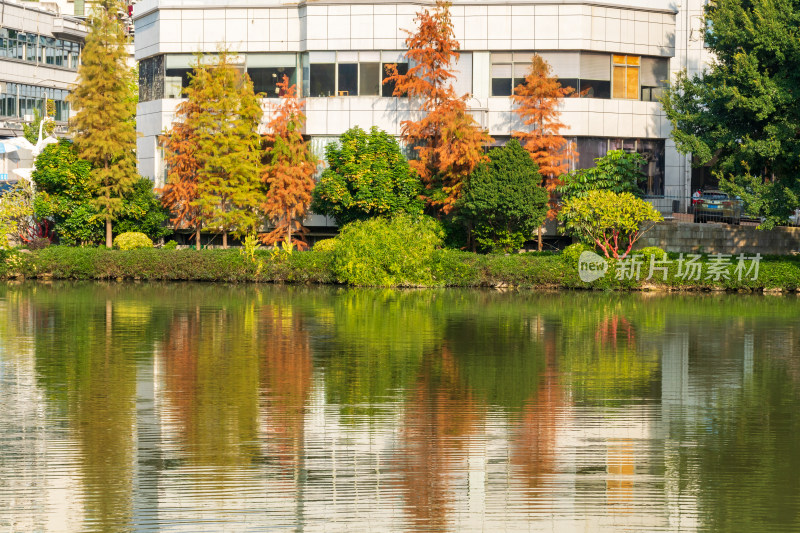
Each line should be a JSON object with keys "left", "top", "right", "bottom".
{"left": 492, "top": 52, "right": 579, "bottom": 97}
{"left": 381, "top": 60, "right": 408, "bottom": 97}
{"left": 247, "top": 54, "right": 297, "bottom": 97}
{"left": 640, "top": 57, "right": 669, "bottom": 102}
{"left": 359, "top": 62, "right": 381, "bottom": 96}
{"left": 579, "top": 53, "right": 611, "bottom": 99}
{"left": 337, "top": 63, "right": 358, "bottom": 95}
{"left": 612, "top": 55, "right": 640, "bottom": 99}
{"left": 574, "top": 137, "right": 664, "bottom": 196}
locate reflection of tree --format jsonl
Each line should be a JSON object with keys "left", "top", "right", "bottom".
{"left": 23, "top": 285, "right": 148, "bottom": 531}
{"left": 159, "top": 302, "right": 261, "bottom": 467}
{"left": 509, "top": 323, "right": 563, "bottom": 495}
{"left": 393, "top": 347, "right": 484, "bottom": 531}
{"left": 259, "top": 304, "right": 313, "bottom": 477}
{"left": 314, "top": 289, "right": 442, "bottom": 419}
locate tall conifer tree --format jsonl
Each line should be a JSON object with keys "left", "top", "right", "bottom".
{"left": 190, "top": 52, "right": 263, "bottom": 248}
{"left": 161, "top": 96, "right": 203, "bottom": 247}
{"left": 261, "top": 77, "right": 317, "bottom": 249}
{"left": 512, "top": 54, "right": 576, "bottom": 195}
{"left": 68, "top": 0, "right": 138, "bottom": 248}
{"left": 385, "top": 0, "right": 491, "bottom": 215}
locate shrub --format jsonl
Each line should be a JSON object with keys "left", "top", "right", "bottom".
{"left": 561, "top": 242, "right": 596, "bottom": 266}
{"left": 113, "top": 232, "right": 153, "bottom": 250}
{"left": 162, "top": 240, "right": 178, "bottom": 250}
{"left": 332, "top": 214, "right": 444, "bottom": 286}
{"left": 458, "top": 139, "right": 549, "bottom": 253}
{"left": 312, "top": 238, "right": 338, "bottom": 253}
{"left": 636, "top": 246, "right": 667, "bottom": 261}
{"left": 557, "top": 150, "right": 646, "bottom": 200}
{"left": 558, "top": 190, "right": 664, "bottom": 258}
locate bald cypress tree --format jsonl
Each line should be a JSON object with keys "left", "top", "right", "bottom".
{"left": 68, "top": 0, "right": 138, "bottom": 248}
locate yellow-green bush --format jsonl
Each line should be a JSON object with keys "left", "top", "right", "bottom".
{"left": 113, "top": 232, "right": 153, "bottom": 250}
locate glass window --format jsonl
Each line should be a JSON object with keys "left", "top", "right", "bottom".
{"left": 249, "top": 66, "right": 296, "bottom": 97}
{"left": 359, "top": 62, "right": 380, "bottom": 96}
{"left": 491, "top": 63, "right": 512, "bottom": 96}
{"left": 612, "top": 55, "right": 639, "bottom": 99}
{"left": 337, "top": 63, "right": 358, "bottom": 96}
{"left": 310, "top": 63, "right": 335, "bottom": 97}
{"left": 381, "top": 62, "right": 408, "bottom": 97}
{"left": 640, "top": 57, "right": 669, "bottom": 102}
{"left": 164, "top": 69, "right": 191, "bottom": 98}
{"left": 637, "top": 139, "right": 665, "bottom": 196}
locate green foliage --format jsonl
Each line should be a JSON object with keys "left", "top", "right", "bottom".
{"left": 717, "top": 171, "right": 798, "bottom": 229}
{"left": 68, "top": 0, "right": 138, "bottom": 246}
{"left": 189, "top": 52, "right": 264, "bottom": 243}
{"left": 312, "top": 238, "right": 337, "bottom": 253}
{"left": 115, "top": 178, "right": 172, "bottom": 240}
{"left": 113, "top": 232, "right": 153, "bottom": 250}
{"left": 33, "top": 142, "right": 168, "bottom": 244}
{"left": 557, "top": 150, "right": 645, "bottom": 200}
{"left": 459, "top": 139, "right": 549, "bottom": 253}
{"left": 661, "top": 0, "right": 800, "bottom": 226}
{"left": 637, "top": 246, "right": 667, "bottom": 261}
{"left": 331, "top": 214, "right": 445, "bottom": 286}
{"left": 32, "top": 139, "right": 103, "bottom": 245}
{"left": 0, "top": 180, "right": 35, "bottom": 248}
{"left": 561, "top": 242, "right": 596, "bottom": 266}
{"left": 558, "top": 190, "right": 664, "bottom": 258}
{"left": 162, "top": 240, "right": 178, "bottom": 250}
{"left": 22, "top": 108, "right": 55, "bottom": 144}
{"left": 311, "top": 126, "right": 423, "bottom": 225}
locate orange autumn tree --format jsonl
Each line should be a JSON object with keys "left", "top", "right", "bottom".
{"left": 261, "top": 77, "right": 318, "bottom": 249}
{"left": 161, "top": 98, "right": 203, "bottom": 247}
{"left": 512, "top": 54, "right": 576, "bottom": 197}
{"left": 385, "top": 0, "right": 491, "bottom": 215}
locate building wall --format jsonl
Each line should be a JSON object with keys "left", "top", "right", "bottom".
{"left": 134, "top": 0, "right": 712, "bottom": 213}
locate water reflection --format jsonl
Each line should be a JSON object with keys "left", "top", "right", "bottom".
{"left": 1, "top": 284, "right": 799, "bottom": 532}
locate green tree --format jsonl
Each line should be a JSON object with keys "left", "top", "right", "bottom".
{"left": 32, "top": 140, "right": 103, "bottom": 245}
{"left": 311, "top": 126, "right": 423, "bottom": 225}
{"left": 190, "top": 52, "right": 264, "bottom": 248}
{"left": 557, "top": 150, "right": 646, "bottom": 201}
{"left": 22, "top": 106, "right": 55, "bottom": 145}
{"left": 68, "top": 0, "right": 138, "bottom": 248}
{"left": 0, "top": 180, "right": 35, "bottom": 248}
{"left": 661, "top": 0, "right": 800, "bottom": 227}
{"left": 458, "top": 139, "right": 549, "bottom": 253}
{"left": 558, "top": 190, "right": 663, "bottom": 258}
{"left": 115, "top": 178, "right": 171, "bottom": 241}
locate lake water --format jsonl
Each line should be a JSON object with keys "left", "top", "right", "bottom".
{"left": 1, "top": 283, "right": 799, "bottom": 532}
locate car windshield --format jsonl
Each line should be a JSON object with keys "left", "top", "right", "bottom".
{"left": 702, "top": 192, "right": 728, "bottom": 200}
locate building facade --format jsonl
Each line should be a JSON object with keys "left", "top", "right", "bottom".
{"left": 133, "top": 0, "right": 710, "bottom": 222}
{"left": 0, "top": 0, "right": 86, "bottom": 179}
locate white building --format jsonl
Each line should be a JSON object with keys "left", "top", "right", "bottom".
{"left": 133, "top": 0, "right": 710, "bottom": 223}
{"left": 0, "top": 0, "right": 86, "bottom": 180}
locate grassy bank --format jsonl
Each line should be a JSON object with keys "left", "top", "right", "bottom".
{"left": 3, "top": 246, "right": 800, "bottom": 291}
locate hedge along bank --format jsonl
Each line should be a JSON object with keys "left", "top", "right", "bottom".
{"left": 3, "top": 245, "right": 800, "bottom": 292}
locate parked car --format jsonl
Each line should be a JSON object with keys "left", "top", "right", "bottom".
{"left": 693, "top": 190, "right": 744, "bottom": 224}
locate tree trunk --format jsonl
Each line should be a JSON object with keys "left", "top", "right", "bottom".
{"left": 195, "top": 225, "right": 201, "bottom": 250}
{"left": 222, "top": 231, "right": 228, "bottom": 249}
{"left": 286, "top": 213, "right": 292, "bottom": 246}
{"left": 537, "top": 227, "right": 543, "bottom": 252}
{"left": 106, "top": 217, "right": 112, "bottom": 249}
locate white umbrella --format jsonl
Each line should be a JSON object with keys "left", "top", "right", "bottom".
{"left": 0, "top": 137, "right": 35, "bottom": 154}
{"left": 12, "top": 168, "right": 34, "bottom": 181}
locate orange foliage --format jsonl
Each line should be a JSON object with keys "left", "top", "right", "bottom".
{"left": 512, "top": 54, "right": 577, "bottom": 201}
{"left": 160, "top": 98, "right": 203, "bottom": 237}
{"left": 385, "top": 0, "right": 491, "bottom": 215}
{"left": 261, "top": 77, "right": 318, "bottom": 249}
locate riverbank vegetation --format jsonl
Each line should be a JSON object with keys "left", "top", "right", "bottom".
{"left": 3, "top": 243, "right": 800, "bottom": 292}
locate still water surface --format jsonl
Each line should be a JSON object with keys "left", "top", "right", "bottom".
{"left": 1, "top": 283, "right": 799, "bottom": 532}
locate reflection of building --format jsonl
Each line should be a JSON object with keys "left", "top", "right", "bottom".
{"left": 0, "top": 0, "right": 86, "bottom": 179}
{"left": 134, "top": 0, "right": 710, "bottom": 217}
